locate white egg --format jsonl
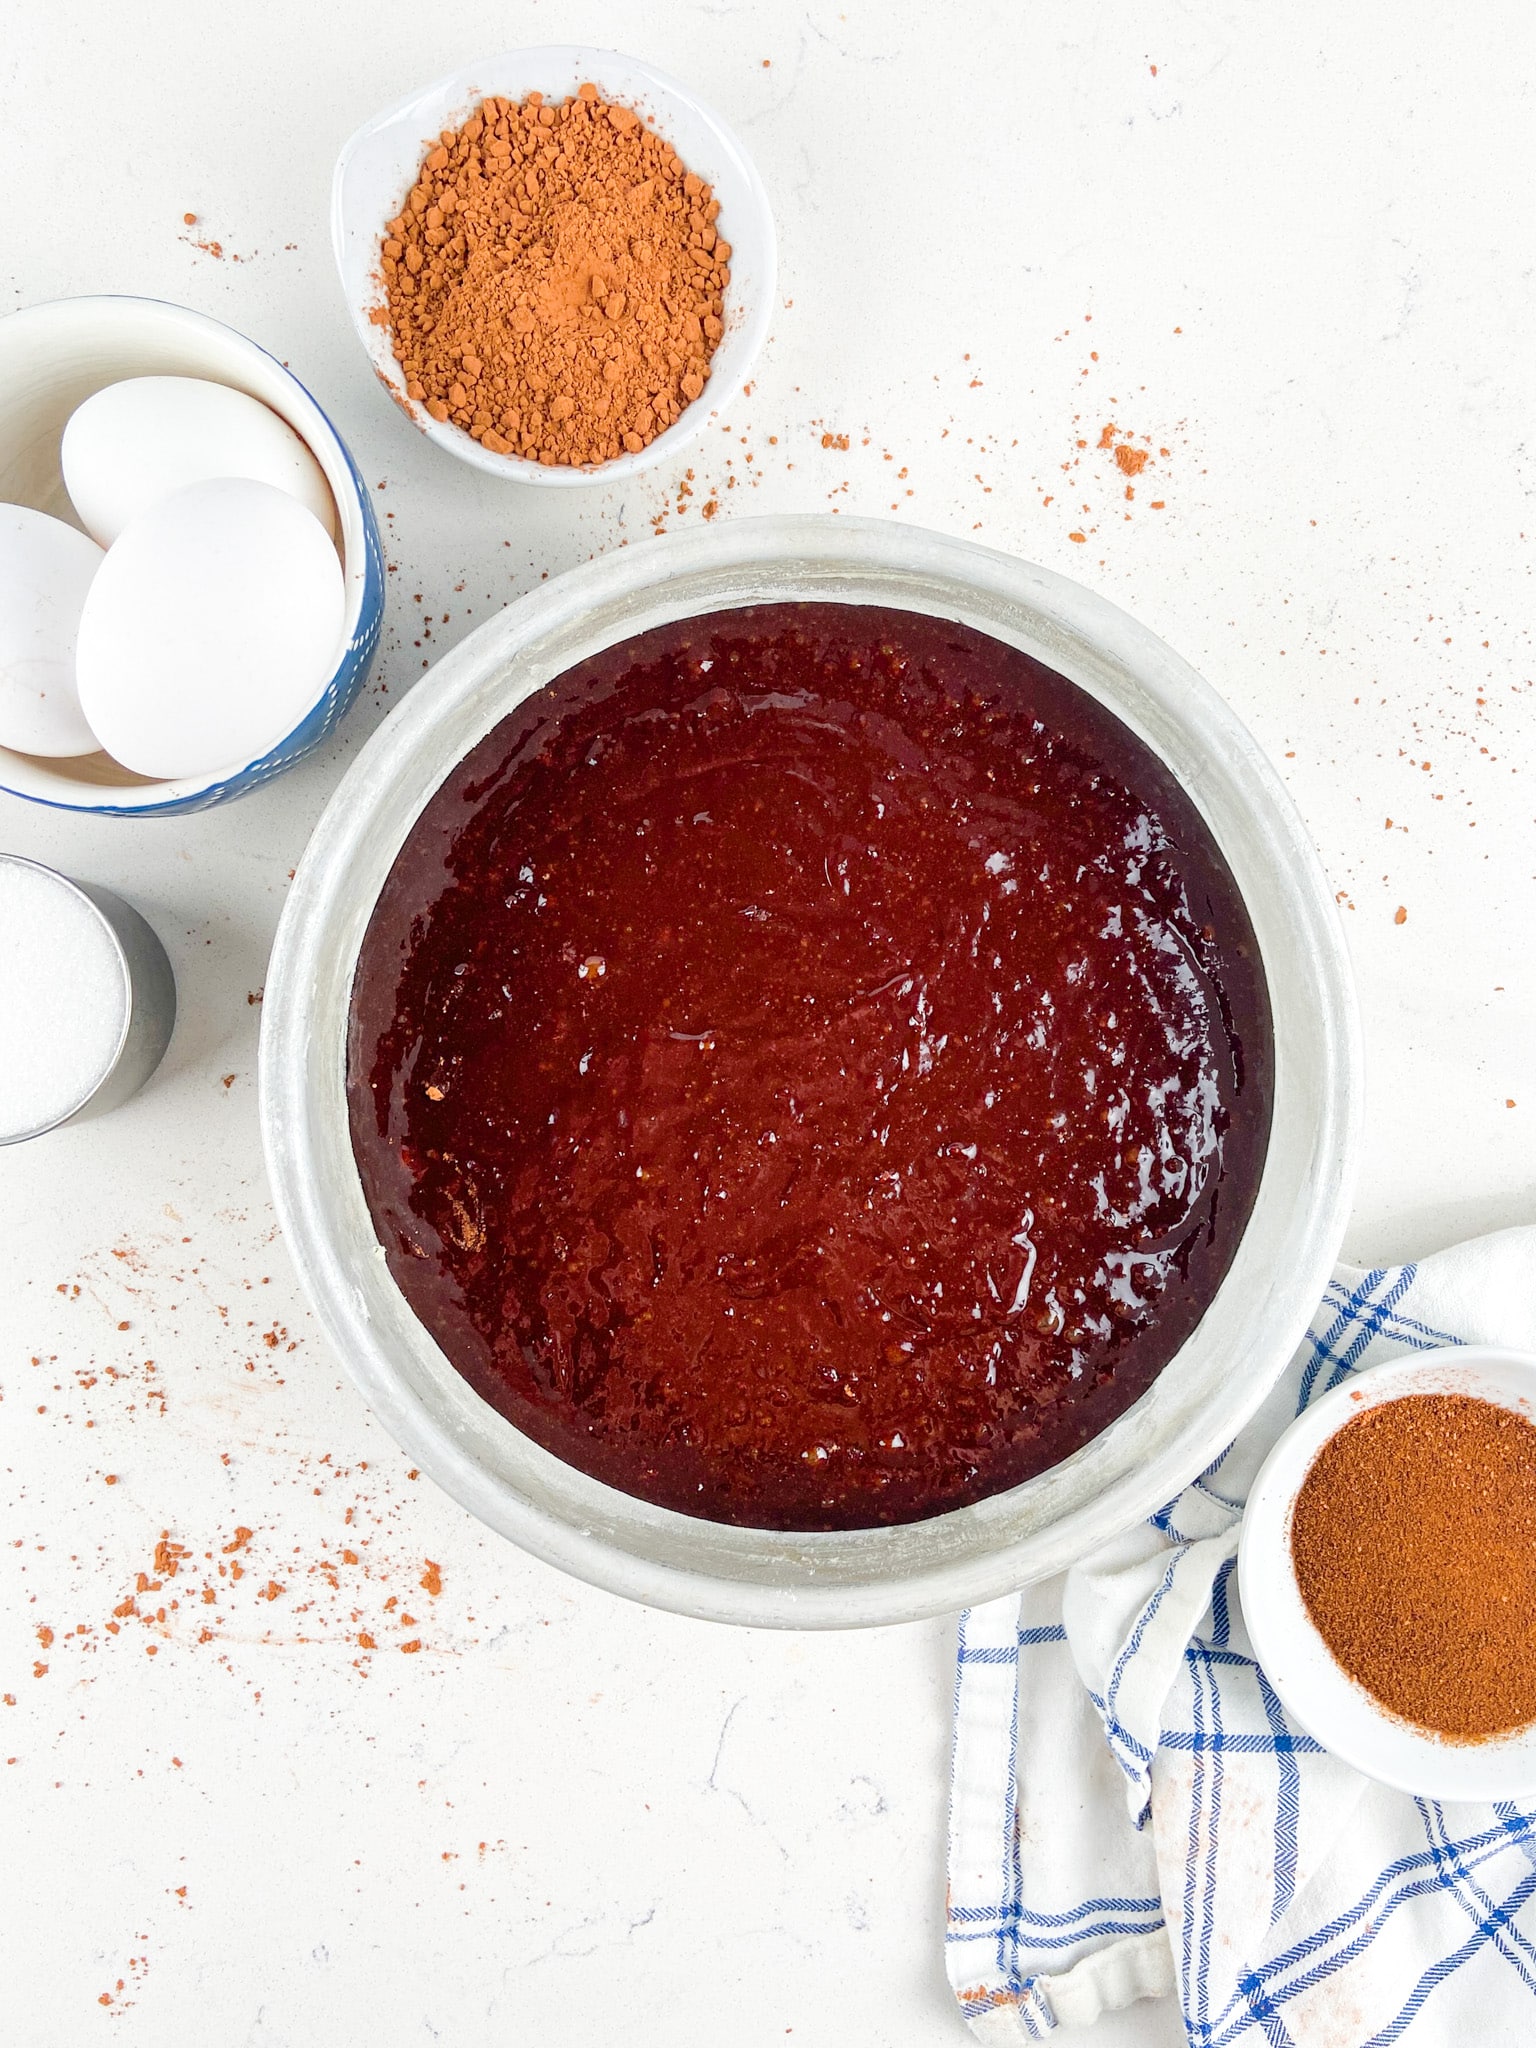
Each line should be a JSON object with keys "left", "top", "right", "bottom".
{"left": 0, "top": 506, "right": 105, "bottom": 757}
{"left": 62, "top": 376, "right": 337, "bottom": 547}
{"left": 75, "top": 478, "right": 346, "bottom": 781}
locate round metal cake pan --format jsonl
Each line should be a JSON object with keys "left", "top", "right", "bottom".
{"left": 259, "top": 515, "right": 1362, "bottom": 1627}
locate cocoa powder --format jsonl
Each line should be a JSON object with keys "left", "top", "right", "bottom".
{"left": 378, "top": 84, "right": 731, "bottom": 467}
{"left": 1291, "top": 1391, "right": 1536, "bottom": 1740}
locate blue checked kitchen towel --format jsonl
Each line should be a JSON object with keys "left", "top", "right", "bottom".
{"left": 947, "top": 1226, "right": 1536, "bottom": 2045}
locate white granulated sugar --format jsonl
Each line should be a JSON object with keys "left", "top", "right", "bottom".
{"left": 0, "top": 861, "right": 127, "bottom": 1139}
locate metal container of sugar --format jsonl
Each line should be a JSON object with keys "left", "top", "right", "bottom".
{"left": 0, "top": 853, "right": 176, "bottom": 1143}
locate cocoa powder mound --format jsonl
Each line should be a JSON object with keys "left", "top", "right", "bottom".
{"left": 1291, "top": 1391, "right": 1536, "bottom": 1740}
{"left": 379, "top": 83, "right": 732, "bottom": 467}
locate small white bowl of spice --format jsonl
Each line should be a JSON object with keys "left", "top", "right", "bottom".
{"left": 1240, "top": 1347, "right": 1536, "bottom": 1799}
{"left": 332, "top": 45, "right": 777, "bottom": 484}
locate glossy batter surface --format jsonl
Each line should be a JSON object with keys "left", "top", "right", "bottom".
{"left": 349, "top": 604, "right": 1272, "bottom": 1529}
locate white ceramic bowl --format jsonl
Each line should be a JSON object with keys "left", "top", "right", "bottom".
{"left": 1240, "top": 1347, "right": 1536, "bottom": 1798}
{"left": 0, "top": 296, "right": 384, "bottom": 815}
{"left": 332, "top": 45, "right": 776, "bottom": 487}
{"left": 260, "top": 515, "right": 1361, "bottom": 1628}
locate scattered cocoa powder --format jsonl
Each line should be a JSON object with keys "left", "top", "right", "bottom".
{"left": 1291, "top": 1391, "right": 1536, "bottom": 1740}
{"left": 379, "top": 83, "right": 732, "bottom": 467}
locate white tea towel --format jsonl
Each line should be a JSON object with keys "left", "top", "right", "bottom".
{"left": 947, "top": 1226, "right": 1536, "bottom": 2045}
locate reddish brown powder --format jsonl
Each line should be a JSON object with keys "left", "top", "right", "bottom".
{"left": 1291, "top": 1392, "right": 1536, "bottom": 1740}
{"left": 378, "top": 83, "right": 731, "bottom": 467}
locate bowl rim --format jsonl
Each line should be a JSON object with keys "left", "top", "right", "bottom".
{"left": 260, "top": 513, "right": 1363, "bottom": 1627}
{"left": 330, "top": 42, "right": 778, "bottom": 488}
{"left": 0, "top": 292, "right": 382, "bottom": 816}
{"left": 1239, "top": 1344, "right": 1536, "bottom": 1797}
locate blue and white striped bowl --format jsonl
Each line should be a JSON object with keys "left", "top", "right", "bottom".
{"left": 0, "top": 296, "right": 383, "bottom": 815}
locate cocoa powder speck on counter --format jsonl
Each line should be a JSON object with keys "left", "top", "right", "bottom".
{"left": 379, "top": 83, "right": 732, "bottom": 467}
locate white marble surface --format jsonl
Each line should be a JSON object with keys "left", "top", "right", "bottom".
{"left": 3, "top": 3, "right": 1533, "bottom": 2041}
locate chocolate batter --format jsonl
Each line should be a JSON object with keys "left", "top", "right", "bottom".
{"left": 349, "top": 604, "right": 1271, "bottom": 1529}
